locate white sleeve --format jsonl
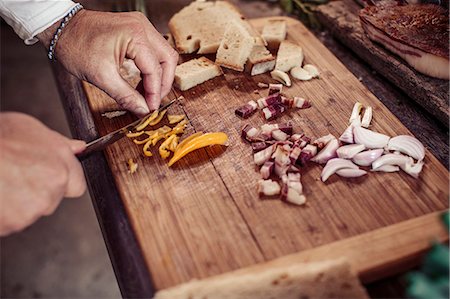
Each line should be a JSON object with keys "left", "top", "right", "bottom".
{"left": 0, "top": 0, "right": 77, "bottom": 45}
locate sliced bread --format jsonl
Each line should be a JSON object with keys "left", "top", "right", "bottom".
{"left": 169, "top": 1, "right": 258, "bottom": 54}
{"left": 174, "top": 57, "right": 223, "bottom": 91}
{"left": 216, "top": 21, "right": 255, "bottom": 72}
{"left": 262, "top": 19, "right": 287, "bottom": 49}
{"left": 245, "top": 42, "right": 276, "bottom": 76}
{"left": 275, "top": 41, "right": 304, "bottom": 72}
{"left": 153, "top": 259, "right": 369, "bottom": 299}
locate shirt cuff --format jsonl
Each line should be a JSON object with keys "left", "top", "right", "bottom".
{"left": 0, "top": 1, "right": 77, "bottom": 45}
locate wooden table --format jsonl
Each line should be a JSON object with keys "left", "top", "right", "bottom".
{"left": 52, "top": 1, "right": 448, "bottom": 298}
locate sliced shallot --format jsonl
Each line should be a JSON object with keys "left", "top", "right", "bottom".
{"left": 353, "top": 126, "right": 390, "bottom": 149}
{"left": 387, "top": 135, "right": 425, "bottom": 161}
{"left": 312, "top": 134, "right": 335, "bottom": 150}
{"left": 336, "top": 168, "right": 367, "bottom": 178}
{"left": 372, "top": 153, "right": 412, "bottom": 170}
{"left": 336, "top": 144, "right": 366, "bottom": 159}
{"left": 371, "top": 165, "right": 400, "bottom": 173}
{"left": 400, "top": 161, "right": 424, "bottom": 179}
{"left": 339, "top": 117, "right": 361, "bottom": 144}
{"left": 321, "top": 158, "right": 359, "bottom": 182}
{"left": 352, "top": 149, "right": 383, "bottom": 166}
{"left": 361, "top": 106, "right": 373, "bottom": 128}
{"left": 311, "top": 138, "right": 339, "bottom": 164}
{"left": 349, "top": 102, "right": 363, "bottom": 123}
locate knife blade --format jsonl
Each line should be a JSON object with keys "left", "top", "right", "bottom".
{"left": 77, "top": 98, "right": 177, "bottom": 160}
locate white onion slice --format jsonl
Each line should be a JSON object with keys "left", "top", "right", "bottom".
{"left": 321, "top": 158, "right": 359, "bottom": 182}
{"left": 311, "top": 138, "right": 339, "bottom": 164}
{"left": 372, "top": 153, "right": 413, "bottom": 170}
{"left": 387, "top": 135, "right": 425, "bottom": 162}
{"left": 352, "top": 149, "right": 384, "bottom": 166}
{"left": 371, "top": 165, "right": 400, "bottom": 173}
{"left": 336, "top": 144, "right": 366, "bottom": 159}
{"left": 361, "top": 106, "right": 373, "bottom": 128}
{"left": 353, "top": 127, "right": 390, "bottom": 149}
{"left": 336, "top": 168, "right": 367, "bottom": 178}
{"left": 400, "top": 161, "right": 424, "bottom": 179}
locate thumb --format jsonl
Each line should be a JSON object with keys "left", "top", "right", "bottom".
{"left": 68, "top": 139, "right": 86, "bottom": 154}
{"left": 92, "top": 68, "right": 150, "bottom": 116}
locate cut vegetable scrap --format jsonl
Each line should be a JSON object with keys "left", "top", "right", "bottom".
{"left": 143, "top": 139, "right": 153, "bottom": 157}
{"left": 168, "top": 114, "right": 186, "bottom": 124}
{"left": 168, "top": 132, "right": 228, "bottom": 166}
{"left": 127, "top": 158, "right": 138, "bottom": 174}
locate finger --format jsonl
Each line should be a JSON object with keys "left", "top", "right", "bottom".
{"left": 91, "top": 66, "right": 150, "bottom": 116}
{"left": 68, "top": 139, "right": 86, "bottom": 154}
{"left": 63, "top": 153, "right": 87, "bottom": 198}
{"left": 132, "top": 47, "right": 163, "bottom": 111}
{"left": 159, "top": 50, "right": 178, "bottom": 99}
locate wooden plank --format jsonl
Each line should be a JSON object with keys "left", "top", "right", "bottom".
{"left": 315, "top": 0, "right": 449, "bottom": 126}
{"left": 82, "top": 16, "right": 448, "bottom": 290}
{"left": 155, "top": 210, "right": 449, "bottom": 289}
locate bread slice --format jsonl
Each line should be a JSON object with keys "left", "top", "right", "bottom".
{"left": 216, "top": 21, "right": 255, "bottom": 72}
{"left": 275, "top": 41, "right": 304, "bottom": 72}
{"left": 169, "top": 1, "right": 259, "bottom": 54}
{"left": 174, "top": 57, "right": 223, "bottom": 91}
{"left": 262, "top": 19, "right": 287, "bottom": 49}
{"left": 153, "top": 259, "right": 369, "bottom": 299}
{"left": 245, "top": 42, "right": 276, "bottom": 76}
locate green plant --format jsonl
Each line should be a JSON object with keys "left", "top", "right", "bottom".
{"left": 278, "top": 0, "right": 329, "bottom": 29}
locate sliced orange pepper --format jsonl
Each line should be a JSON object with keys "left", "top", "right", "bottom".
{"left": 168, "top": 114, "right": 185, "bottom": 124}
{"left": 143, "top": 139, "right": 153, "bottom": 157}
{"left": 175, "top": 132, "right": 203, "bottom": 152}
{"left": 168, "top": 136, "right": 179, "bottom": 152}
{"left": 148, "top": 109, "right": 167, "bottom": 126}
{"left": 168, "top": 132, "right": 228, "bottom": 167}
{"left": 126, "top": 131, "right": 146, "bottom": 138}
{"left": 159, "top": 135, "right": 177, "bottom": 159}
{"left": 135, "top": 110, "right": 159, "bottom": 131}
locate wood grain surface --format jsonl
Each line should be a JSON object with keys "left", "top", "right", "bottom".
{"left": 315, "top": 0, "right": 449, "bottom": 127}
{"left": 82, "top": 17, "right": 449, "bottom": 290}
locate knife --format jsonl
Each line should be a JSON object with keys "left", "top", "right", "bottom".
{"left": 77, "top": 98, "right": 177, "bottom": 161}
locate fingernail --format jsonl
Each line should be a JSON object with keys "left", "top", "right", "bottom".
{"left": 136, "top": 106, "right": 149, "bottom": 115}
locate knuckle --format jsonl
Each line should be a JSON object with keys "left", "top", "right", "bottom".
{"left": 167, "top": 49, "right": 179, "bottom": 62}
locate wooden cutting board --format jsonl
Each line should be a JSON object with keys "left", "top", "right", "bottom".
{"left": 82, "top": 16, "right": 449, "bottom": 290}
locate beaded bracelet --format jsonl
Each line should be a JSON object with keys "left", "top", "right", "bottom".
{"left": 48, "top": 3, "right": 84, "bottom": 60}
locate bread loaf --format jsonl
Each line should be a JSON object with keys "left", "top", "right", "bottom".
{"left": 216, "top": 21, "right": 255, "bottom": 71}
{"left": 174, "top": 57, "right": 223, "bottom": 91}
{"left": 262, "top": 19, "right": 287, "bottom": 49}
{"left": 275, "top": 40, "right": 304, "bottom": 72}
{"left": 245, "top": 42, "right": 276, "bottom": 76}
{"left": 169, "top": 1, "right": 253, "bottom": 54}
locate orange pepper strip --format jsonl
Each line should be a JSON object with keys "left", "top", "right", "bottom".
{"left": 135, "top": 110, "right": 159, "bottom": 131}
{"left": 168, "top": 132, "right": 228, "bottom": 167}
{"left": 159, "top": 135, "right": 177, "bottom": 159}
{"left": 126, "top": 131, "right": 146, "bottom": 138}
{"left": 143, "top": 139, "right": 153, "bottom": 157}
{"left": 148, "top": 110, "right": 167, "bottom": 126}
{"left": 168, "top": 114, "right": 185, "bottom": 124}
{"left": 175, "top": 132, "right": 203, "bottom": 152}
{"left": 133, "top": 130, "right": 155, "bottom": 145}
{"left": 168, "top": 136, "right": 179, "bottom": 152}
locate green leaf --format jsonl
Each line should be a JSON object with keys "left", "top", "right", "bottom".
{"left": 422, "top": 243, "right": 449, "bottom": 278}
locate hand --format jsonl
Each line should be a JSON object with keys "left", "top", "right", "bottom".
{"left": 38, "top": 10, "right": 179, "bottom": 116}
{"left": 0, "top": 113, "right": 87, "bottom": 236}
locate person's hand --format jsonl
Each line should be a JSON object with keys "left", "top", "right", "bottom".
{"left": 38, "top": 10, "right": 179, "bottom": 116}
{"left": 0, "top": 113, "right": 87, "bottom": 236}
